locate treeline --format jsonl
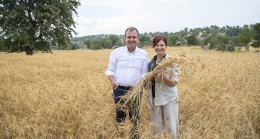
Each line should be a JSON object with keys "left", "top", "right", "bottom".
{"left": 0, "top": 1, "right": 258, "bottom": 54}
{"left": 0, "top": 23, "right": 259, "bottom": 52}
{"left": 69, "top": 23, "right": 260, "bottom": 51}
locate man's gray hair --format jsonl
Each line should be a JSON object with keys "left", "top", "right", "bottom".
{"left": 124, "top": 26, "right": 140, "bottom": 37}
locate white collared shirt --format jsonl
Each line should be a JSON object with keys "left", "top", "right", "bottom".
{"left": 105, "top": 46, "right": 150, "bottom": 87}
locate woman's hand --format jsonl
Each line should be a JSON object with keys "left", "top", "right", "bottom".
{"left": 146, "top": 72, "right": 155, "bottom": 81}
{"left": 155, "top": 70, "right": 177, "bottom": 87}
{"left": 155, "top": 70, "right": 164, "bottom": 81}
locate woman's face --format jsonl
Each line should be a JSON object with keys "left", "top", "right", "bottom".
{"left": 153, "top": 40, "right": 167, "bottom": 56}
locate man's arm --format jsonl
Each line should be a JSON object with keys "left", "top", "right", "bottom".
{"left": 108, "top": 75, "right": 119, "bottom": 89}
{"left": 105, "top": 50, "right": 119, "bottom": 89}
{"left": 141, "top": 52, "right": 150, "bottom": 78}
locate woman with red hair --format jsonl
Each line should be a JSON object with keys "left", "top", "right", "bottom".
{"left": 147, "top": 35, "right": 180, "bottom": 139}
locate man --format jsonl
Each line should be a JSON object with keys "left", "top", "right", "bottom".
{"left": 105, "top": 26, "right": 150, "bottom": 126}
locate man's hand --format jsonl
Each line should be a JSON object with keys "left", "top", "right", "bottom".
{"left": 108, "top": 75, "right": 119, "bottom": 89}
{"left": 111, "top": 81, "right": 119, "bottom": 89}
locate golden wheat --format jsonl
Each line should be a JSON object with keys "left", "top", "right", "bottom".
{"left": 0, "top": 47, "right": 259, "bottom": 139}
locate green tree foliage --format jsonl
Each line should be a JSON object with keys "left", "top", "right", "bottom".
{"left": 204, "top": 33, "right": 235, "bottom": 51}
{"left": 101, "top": 38, "right": 113, "bottom": 49}
{"left": 109, "top": 34, "right": 120, "bottom": 47}
{"left": 168, "top": 35, "right": 179, "bottom": 46}
{"left": 239, "top": 27, "right": 252, "bottom": 51}
{"left": 92, "top": 40, "right": 102, "bottom": 50}
{"left": 71, "top": 43, "right": 80, "bottom": 50}
{"left": 225, "top": 26, "right": 242, "bottom": 36}
{"left": 229, "top": 36, "right": 240, "bottom": 48}
{"left": 80, "top": 34, "right": 122, "bottom": 50}
{"left": 186, "top": 33, "right": 198, "bottom": 46}
{"left": 139, "top": 34, "right": 151, "bottom": 47}
{"left": 72, "top": 23, "right": 257, "bottom": 51}
{"left": 0, "top": 0, "right": 80, "bottom": 55}
{"left": 84, "top": 40, "right": 93, "bottom": 49}
{"left": 0, "top": 35, "right": 5, "bottom": 51}
{"left": 251, "top": 23, "right": 260, "bottom": 48}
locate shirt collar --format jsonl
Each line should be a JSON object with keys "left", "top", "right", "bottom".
{"left": 125, "top": 46, "right": 137, "bottom": 54}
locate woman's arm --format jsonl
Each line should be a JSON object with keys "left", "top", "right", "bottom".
{"left": 155, "top": 71, "right": 177, "bottom": 87}
{"left": 155, "top": 64, "right": 180, "bottom": 87}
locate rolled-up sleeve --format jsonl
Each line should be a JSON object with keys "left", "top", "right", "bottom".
{"left": 141, "top": 52, "right": 150, "bottom": 78}
{"left": 105, "top": 51, "right": 116, "bottom": 76}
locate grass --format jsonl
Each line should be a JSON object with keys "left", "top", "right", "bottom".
{"left": 0, "top": 47, "right": 259, "bottom": 138}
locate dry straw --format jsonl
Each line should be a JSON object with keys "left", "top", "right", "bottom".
{"left": 2, "top": 47, "right": 258, "bottom": 138}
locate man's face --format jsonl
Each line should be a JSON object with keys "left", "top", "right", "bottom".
{"left": 124, "top": 30, "right": 139, "bottom": 49}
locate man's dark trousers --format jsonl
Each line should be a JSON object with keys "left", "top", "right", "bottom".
{"left": 113, "top": 86, "right": 140, "bottom": 138}
{"left": 113, "top": 86, "right": 132, "bottom": 123}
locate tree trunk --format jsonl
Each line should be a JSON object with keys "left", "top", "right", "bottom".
{"left": 25, "top": 46, "right": 33, "bottom": 55}
{"left": 245, "top": 45, "right": 249, "bottom": 51}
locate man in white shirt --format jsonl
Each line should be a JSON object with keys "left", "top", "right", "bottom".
{"left": 105, "top": 27, "right": 150, "bottom": 125}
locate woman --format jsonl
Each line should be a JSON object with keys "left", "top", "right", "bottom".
{"left": 147, "top": 35, "right": 180, "bottom": 139}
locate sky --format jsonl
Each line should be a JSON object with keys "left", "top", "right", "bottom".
{"left": 73, "top": 0, "right": 260, "bottom": 37}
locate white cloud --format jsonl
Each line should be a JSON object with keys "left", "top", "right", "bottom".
{"left": 73, "top": 0, "right": 260, "bottom": 37}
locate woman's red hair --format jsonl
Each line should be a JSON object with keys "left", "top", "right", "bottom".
{"left": 153, "top": 35, "right": 167, "bottom": 47}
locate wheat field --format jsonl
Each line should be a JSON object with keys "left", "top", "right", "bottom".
{"left": 0, "top": 47, "right": 259, "bottom": 139}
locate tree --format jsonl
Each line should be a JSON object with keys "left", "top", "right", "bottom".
{"left": 186, "top": 33, "right": 198, "bottom": 46}
{"left": 168, "top": 35, "right": 179, "bottom": 46}
{"left": 109, "top": 34, "right": 120, "bottom": 47}
{"left": 139, "top": 34, "right": 151, "bottom": 46}
{"left": 0, "top": 0, "right": 80, "bottom": 55}
{"left": 251, "top": 23, "right": 260, "bottom": 48}
{"left": 225, "top": 26, "right": 242, "bottom": 36}
{"left": 238, "top": 27, "right": 252, "bottom": 51}
{"left": 101, "top": 38, "right": 113, "bottom": 49}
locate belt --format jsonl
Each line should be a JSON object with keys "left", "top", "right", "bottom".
{"left": 118, "top": 85, "right": 132, "bottom": 90}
